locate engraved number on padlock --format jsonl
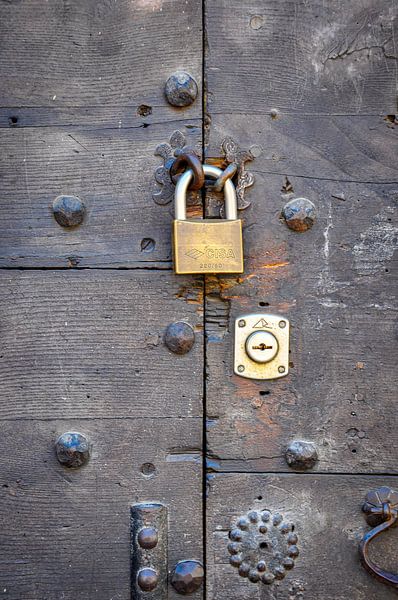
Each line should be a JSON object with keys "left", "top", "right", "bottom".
{"left": 172, "top": 165, "right": 244, "bottom": 275}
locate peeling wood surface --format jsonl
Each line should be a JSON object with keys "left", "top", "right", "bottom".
{"left": 0, "top": 419, "right": 202, "bottom": 600}
{"left": 207, "top": 473, "right": 398, "bottom": 599}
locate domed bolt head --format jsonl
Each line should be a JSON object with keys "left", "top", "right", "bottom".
{"left": 282, "top": 197, "right": 316, "bottom": 232}
{"left": 171, "top": 560, "right": 204, "bottom": 595}
{"left": 137, "top": 567, "right": 158, "bottom": 592}
{"left": 137, "top": 527, "right": 158, "bottom": 549}
{"left": 164, "top": 71, "right": 198, "bottom": 107}
{"left": 52, "top": 195, "right": 85, "bottom": 227}
{"left": 285, "top": 440, "right": 318, "bottom": 471}
{"left": 164, "top": 321, "right": 195, "bottom": 355}
{"left": 55, "top": 432, "right": 90, "bottom": 468}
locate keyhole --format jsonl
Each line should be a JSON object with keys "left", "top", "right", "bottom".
{"left": 252, "top": 343, "right": 273, "bottom": 351}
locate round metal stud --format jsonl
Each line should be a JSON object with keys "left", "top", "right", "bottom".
{"left": 248, "top": 569, "right": 260, "bottom": 583}
{"left": 285, "top": 440, "right": 318, "bottom": 471}
{"left": 55, "top": 432, "right": 90, "bottom": 468}
{"left": 171, "top": 560, "right": 204, "bottom": 595}
{"left": 137, "top": 567, "right": 158, "bottom": 592}
{"left": 164, "top": 321, "right": 195, "bottom": 355}
{"left": 165, "top": 71, "right": 198, "bottom": 107}
{"left": 52, "top": 195, "right": 85, "bottom": 228}
{"left": 262, "top": 572, "right": 275, "bottom": 584}
{"left": 282, "top": 197, "right": 316, "bottom": 232}
{"left": 137, "top": 527, "right": 158, "bottom": 550}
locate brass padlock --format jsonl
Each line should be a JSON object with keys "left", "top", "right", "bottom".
{"left": 173, "top": 164, "right": 244, "bottom": 274}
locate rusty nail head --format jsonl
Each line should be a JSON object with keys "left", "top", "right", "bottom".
{"left": 165, "top": 71, "right": 198, "bottom": 107}
{"left": 171, "top": 560, "right": 204, "bottom": 595}
{"left": 164, "top": 321, "right": 195, "bottom": 355}
{"left": 282, "top": 197, "right": 316, "bottom": 232}
{"left": 52, "top": 195, "right": 85, "bottom": 228}
{"left": 55, "top": 432, "right": 90, "bottom": 468}
{"left": 285, "top": 440, "right": 318, "bottom": 471}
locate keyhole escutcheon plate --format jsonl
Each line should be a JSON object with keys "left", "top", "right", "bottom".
{"left": 234, "top": 314, "right": 290, "bottom": 380}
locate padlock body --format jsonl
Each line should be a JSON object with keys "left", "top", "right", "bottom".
{"left": 173, "top": 219, "right": 244, "bottom": 274}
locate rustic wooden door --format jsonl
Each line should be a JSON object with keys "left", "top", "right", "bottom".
{"left": 1, "top": 1, "right": 397, "bottom": 600}
{"left": 205, "top": 1, "right": 398, "bottom": 599}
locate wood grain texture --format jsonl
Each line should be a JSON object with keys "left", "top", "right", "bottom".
{"left": 206, "top": 0, "right": 397, "bottom": 115}
{"left": 207, "top": 113, "right": 398, "bottom": 183}
{"left": 0, "top": 418, "right": 202, "bottom": 600}
{"left": 0, "top": 0, "right": 203, "bottom": 268}
{"left": 207, "top": 473, "right": 398, "bottom": 600}
{"left": 0, "top": 270, "right": 203, "bottom": 419}
{"left": 205, "top": 175, "right": 397, "bottom": 473}
{"left": 0, "top": 123, "right": 201, "bottom": 268}
{"left": 0, "top": 0, "right": 202, "bottom": 111}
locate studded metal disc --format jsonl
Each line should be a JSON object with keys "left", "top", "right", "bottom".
{"left": 227, "top": 510, "right": 299, "bottom": 585}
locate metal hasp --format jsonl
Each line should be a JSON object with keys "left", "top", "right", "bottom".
{"left": 359, "top": 486, "right": 398, "bottom": 588}
{"left": 173, "top": 162, "right": 243, "bottom": 275}
{"left": 131, "top": 503, "right": 168, "bottom": 599}
{"left": 234, "top": 314, "right": 289, "bottom": 380}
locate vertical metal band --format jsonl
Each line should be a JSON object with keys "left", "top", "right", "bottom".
{"left": 130, "top": 503, "right": 168, "bottom": 600}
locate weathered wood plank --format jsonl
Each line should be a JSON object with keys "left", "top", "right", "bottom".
{"left": 0, "top": 0, "right": 202, "bottom": 111}
{"left": 207, "top": 113, "right": 398, "bottom": 183}
{"left": 207, "top": 473, "right": 398, "bottom": 599}
{"left": 0, "top": 123, "right": 201, "bottom": 267}
{"left": 0, "top": 0, "right": 203, "bottom": 268}
{"left": 0, "top": 270, "right": 203, "bottom": 419}
{"left": 206, "top": 176, "right": 397, "bottom": 473}
{"left": 206, "top": 0, "right": 397, "bottom": 115}
{"left": 0, "top": 418, "right": 202, "bottom": 600}
{"left": 0, "top": 106, "right": 196, "bottom": 129}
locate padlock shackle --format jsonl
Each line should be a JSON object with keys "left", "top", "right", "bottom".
{"left": 174, "top": 164, "right": 238, "bottom": 221}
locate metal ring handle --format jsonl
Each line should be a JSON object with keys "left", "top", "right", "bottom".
{"left": 359, "top": 486, "right": 398, "bottom": 588}
{"left": 170, "top": 153, "right": 205, "bottom": 191}
{"left": 175, "top": 164, "right": 238, "bottom": 221}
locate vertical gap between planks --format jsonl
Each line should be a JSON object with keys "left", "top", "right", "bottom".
{"left": 201, "top": 0, "right": 207, "bottom": 596}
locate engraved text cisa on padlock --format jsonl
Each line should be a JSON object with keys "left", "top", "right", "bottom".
{"left": 173, "top": 165, "right": 244, "bottom": 274}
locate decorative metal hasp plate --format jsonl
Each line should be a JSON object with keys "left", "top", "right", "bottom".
{"left": 131, "top": 503, "right": 168, "bottom": 599}
{"left": 234, "top": 314, "right": 289, "bottom": 380}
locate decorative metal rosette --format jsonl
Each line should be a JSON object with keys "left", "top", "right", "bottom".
{"left": 152, "top": 130, "right": 201, "bottom": 206}
{"left": 227, "top": 510, "right": 299, "bottom": 585}
{"left": 221, "top": 137, "right": 254, "bottom": 210}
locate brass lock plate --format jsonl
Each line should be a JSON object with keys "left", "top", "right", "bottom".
{"left": 173, "top": 219, "right": 244, "bottom": 274}
{"left": 234, "top": 314, "right": 289, "bottom": 380}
